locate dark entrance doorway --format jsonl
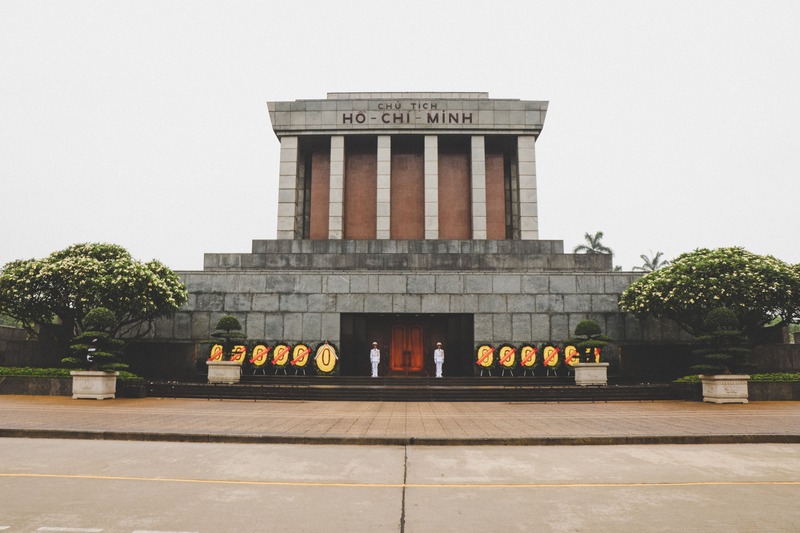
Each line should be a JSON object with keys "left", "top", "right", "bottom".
{"left": 390, "top": 322, "right": 424, "bottom": 374}
{"left": 340, "top": 313, "right": 474, "bottom": 377}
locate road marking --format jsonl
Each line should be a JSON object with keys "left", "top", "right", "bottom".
{"left": 38, "top": 528, "right": 103, "bottom": 532}
{"left": 132, "top": 531, "right": 199, "bottom": 533}
{"left": 2, "top": 472, "right": 800, "bottom": 489}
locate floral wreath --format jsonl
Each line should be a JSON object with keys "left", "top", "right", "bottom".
{"left": 563, "top": 344, "right": 580, "bottom": 367}
{"left": 289, "top": 343, "right": 311, "bottom": 369}
{"left": 208, "top": 343, "right": 224, "bottom": 362}
{"left": 475, "top": 344, "right": 496, "bottom": 370}
{"left": 247, "top": 343, "right": 271, "bottom": 373}
{"left": 497, "top": 343, "right": 517, "bottom": 371}
{"left": 229, "top": 345, "right": 247, "bottom": 364}
{"left": 249, "top": 343, "right": 271, "bottom": 367}
{"left": 314, "top": 341, "right": 339, "bottom": 375}
{"left": 206, "top": 342, "right": 246, "bottom": 363}
{"left": 518, "top": 344, "right": 538, "bottom": 370}
{"left": 541, "top": 343, "right": 561, "bottom": 370}
{"left": 271, "top": 342, "right": 292, "bottom": 369}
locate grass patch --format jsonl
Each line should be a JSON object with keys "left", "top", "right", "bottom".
{"left": 675, "top": 372, "right": 800, "bottom": 383}
{"left": 0, "top": 367, "right": 142, "bottom": 381}
{"left": 750, "top": 373, "right": 800, "bottom": 382}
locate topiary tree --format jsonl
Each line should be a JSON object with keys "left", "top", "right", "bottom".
{"left": 215, "top": 316, "right": 243, "bottom": 334}
{"left": 0, "top": 243, "right": 188, "bottom": 356}
{"left": 620, "top": 247, "right": 800, "bottom": 337}
{"left": 575, "top": 320, "right": 601, "bottom": 337}
{"left": 690, "top": 307, "right": 752, "bottom": 375}
{"left": 569, "top": 319, "right": 611, "bottom": 362}
{"left": 210, "top": 315, "right": 247, "bottom": 360}
{"left": 62, "top": 307, "right": 127, "bottom": 371}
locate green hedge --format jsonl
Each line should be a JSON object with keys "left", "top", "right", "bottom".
{"left": 0, "top": 367, "right": 142, "bottom": 381}
{"left": 675, "top": 373, "right": 800, "bottom": 384}
{"left": 750, "top": 373, "right": 800, "bottom": 383}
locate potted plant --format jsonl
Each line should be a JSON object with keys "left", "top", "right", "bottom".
{"left": 569, "top": 319, "right": 611, "bottom": 386}
{"left": 206, "top": 315, "right": 247, "bottom": 384}
{"left": 691, "top": 307, "right": 752, "bottom": 403}
{"left": 62, "top": 307, "right": 126, "bottom": 399}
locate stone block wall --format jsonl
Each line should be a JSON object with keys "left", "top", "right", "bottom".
{"left": 154, "top": 269, "right": 677, "bottom": 348}
{"left": 0, "top": 325, "right": 61, "bottom": 368}
{"left": 751, "top": 344, "right": 800, "bottom": 372}
{"left": 203, "top": 239, "right": 609, "bottom": 272}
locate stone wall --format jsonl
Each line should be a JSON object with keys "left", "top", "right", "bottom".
{"left": 0, "top": 376, "right": 71, "bottom": 396}
{"left": 154, "top": 269, "right": 686, "bottom": 348}
{"left": 203, "top": 239, "right": 601, "bottom": 272}
{"left": 0, "top": 325, "right": 60, "bottom": 368}
{"left": 151, "top": 238, "right": 695, "bottom": 377}
{"left": 751, "top": 344, "right": 800, "bottom": 373}
{"left": 0, "top": 325, "right": 27, "bottom": 342}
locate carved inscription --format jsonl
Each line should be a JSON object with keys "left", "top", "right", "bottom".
{"left": 341, "top": 101, "right": 474, "bottom": 126}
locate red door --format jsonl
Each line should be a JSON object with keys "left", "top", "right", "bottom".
{"left": 390, "top": 325, "right": 424, "bottom": 374}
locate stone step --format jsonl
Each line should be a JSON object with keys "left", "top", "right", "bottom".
{"left": 147, "top": 380, "right": 678, "bottom": 402}
{"left": 202, "top": 239, "right": 613, "bottom": 272}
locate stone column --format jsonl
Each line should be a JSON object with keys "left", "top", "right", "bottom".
{"left": 424, "top": 135, "right": 439, "bottom": 239}
{"left": 328, "top": 135, "right": 345, "bottom": 239}
{"left": 277, "top": 136, "right": 299, "bottom": 240}
{"left": 518, "top": 135, "right": 539, "bottom": 239}
{"left": 376, "top": 135, "right": 391, "bottom": 239}
{"left": 471, "top": 136, "right": 487, "bottom": 239}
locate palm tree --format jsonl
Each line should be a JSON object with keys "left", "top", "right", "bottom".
{"left": 573, "top": 231, "right": 613, "bottom": 254}
{"left": 633, "top": 251, "right": 668, "bottom": 272}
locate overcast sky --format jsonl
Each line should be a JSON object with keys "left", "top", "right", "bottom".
{"left": 2, "top": 1, "right": 798, "bottom": 272}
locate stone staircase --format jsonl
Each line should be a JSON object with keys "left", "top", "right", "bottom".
{"left": 147, "top": 375, "right": 679, "bottom": 402}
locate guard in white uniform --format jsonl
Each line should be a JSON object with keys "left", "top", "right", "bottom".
{"left": 434, "top": 342, "right": 445, "bottom": 378}
{"left": 370, "top": 341, "right": 381, "bottom": 377}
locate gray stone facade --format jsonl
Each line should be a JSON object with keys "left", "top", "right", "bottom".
{"left": 204, "top": 239, "right": 604, "bottom": 272}
{"left": 148, "top": 92, "right": 692, "bottom": 378}
{"left": 268, "top": 92, "right": 547, "bottom": 136}
{"left": 154, "top": 240, "right": 678, "bottom": 349}
{"left": 270, "top": 92, "right": 545, "bottom": 240}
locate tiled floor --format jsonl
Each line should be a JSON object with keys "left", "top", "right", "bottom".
{"left": 1, "top": 395, "right": 799, "bottom": 444}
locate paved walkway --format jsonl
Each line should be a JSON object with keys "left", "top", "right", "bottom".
{"left": 1, "top": 395, "right": 799, "bottom": 445}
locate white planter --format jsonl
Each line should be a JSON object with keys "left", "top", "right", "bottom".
{"left": 71, "top": 370, "right": 119, "bottom": 400}
{"left": 574, "top": 362, "right": 609, "bottom": 386}
{"left": 700, "top": 374, "right": 750, "bottom": 404}
{"left": 206, "top": 360, "right": 242, "bottom": 384}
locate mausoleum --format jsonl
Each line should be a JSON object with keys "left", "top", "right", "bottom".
{"left": 152, "top": 92, "right": 682, "bottom": 379}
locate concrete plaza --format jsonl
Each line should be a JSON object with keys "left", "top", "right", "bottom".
{"left": 2, "top": 438, "right": 800, "bottom": 532}
{"left": 2, "top": 396, "right": 800, "bottom": 531}
{"left": 1, "top": 395, "right": 799, "bottom": 445}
